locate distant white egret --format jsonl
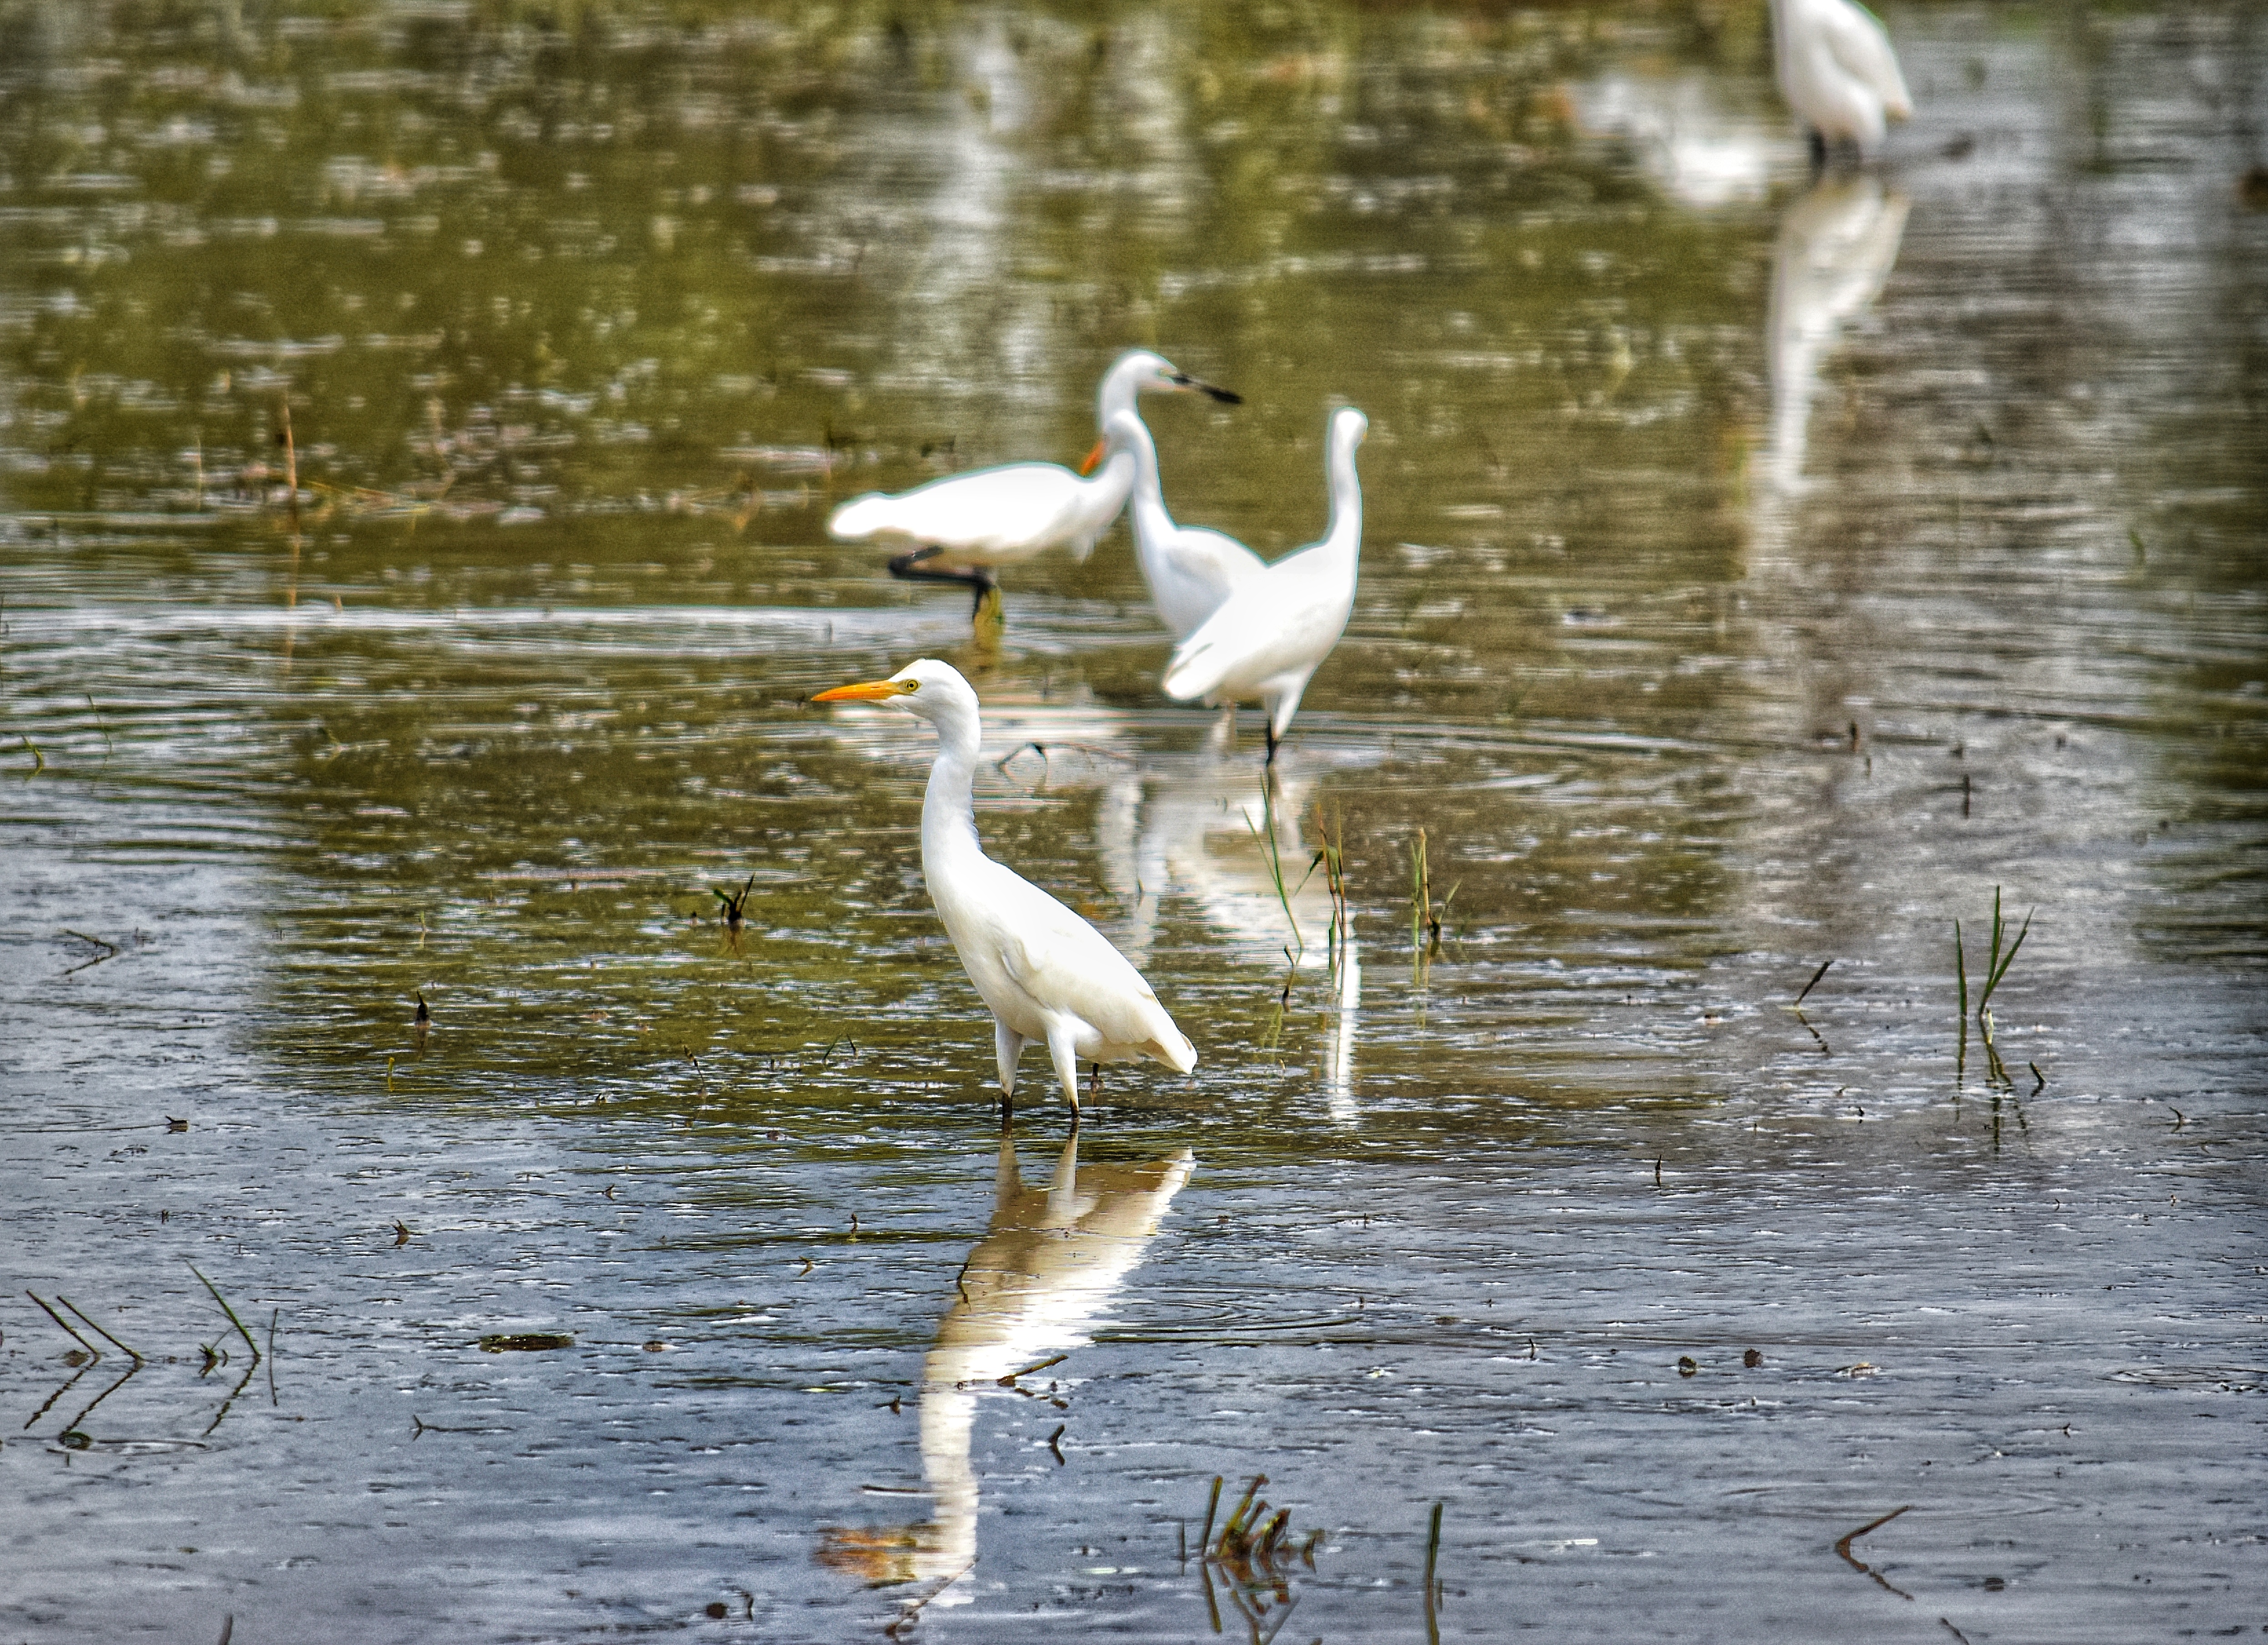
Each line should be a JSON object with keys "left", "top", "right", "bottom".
{"left": 1771, "top": 0, "right": 1913, "bottom": 163}
{"left": 826, "top": 351, "right": 1239, "bottom": 613}
{"left": 1107, "top": 407, "right": 1266, "bottom": 639}
{"left": 811, "top": 658, "right": 1196, "bottom": 1117}
{"left": 1160, "top": 406, "right": 1367, "bottom": 763}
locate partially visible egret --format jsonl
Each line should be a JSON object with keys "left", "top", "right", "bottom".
{"left": 826, "top": 351, "right": 1239, "bottom": 614}
{"left": 1771, "top": 0, "right": 1913, "bottom": 164}
{"left": 1107, "top": 407, "right": 1266, "bottom": 639}
{"left": 1160, "top": 406, "right": 1368, "bottom": 763}
{"left": 811, "top": 659, "right": 1196, "bottom": 1118}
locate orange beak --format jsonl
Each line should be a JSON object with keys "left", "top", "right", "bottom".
{"left": 811, "top": 678, "right": 917, "bottom": 704}
{"left": 1077, "top": 436, "right": 1108, "bottom": 477}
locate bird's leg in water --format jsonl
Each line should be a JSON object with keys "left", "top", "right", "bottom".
{"left": 968, "top": 569, "right": 1000, "bottom": 620}
{"left": 1045, "top": 1027, "right": 1084, "bottom": 1125}
{"left": 1807, "top": 128, "right": 1828, "bottom": 173}
{"left": 1086, "top": 1061, "right": 1105, "bottom": 1097}
{"left": 1264, "top": 721, "right": 1279, "bottom": 766}
{"left": 886, "top": 545, "right": 994, "bottom": 608}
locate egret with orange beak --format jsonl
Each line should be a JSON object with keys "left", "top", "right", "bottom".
{"left": 811, "top": 659, "right": 1197, "bottom": 1119}
{"left": 826, "top": 352, "right": 1239, "bottom": 615}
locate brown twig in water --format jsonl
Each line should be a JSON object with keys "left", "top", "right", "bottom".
{"left": 1794, "top": 958, "right": 1833, "bottom": 1007}
{"left": 1939, "top": 1620, "right": 1973, "bottom": 1645}
{"left": 267, "top": 1308, "right": 279, "bottom": 1405}
{"left": 57, "top": 1296, "right": 143, "bottom": 1364}
{"left": 26, "top": 1291, "right": 98, "bottom": 1359}
{"left": 1834, "top": 1504, "right": 1916, "bottom": 1600}
{"left": 1423, "top": 1501, "right": 1444, "bottom": 1645}
{"left": 59, "top": 929, "right": 120, "bottom": 976}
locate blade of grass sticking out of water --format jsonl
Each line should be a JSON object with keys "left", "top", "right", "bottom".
{"left": 57, "top": 1297, "right": 143, "bottom": 1365}
{"left": 1409, "top": 829, "right": 1428, "bottom": 960}
{"left": 1978, "top": 894, "right": 2032, "bottom": 1013}
{"left": 1953, "top": 919, "right": 1969, "bottom": 1082}
{"left": 1242, "top": 783, "right": 1302, "bottom": 960}
{"left": 1953, "top": 921, "right": 1968, "bottom": 1019}
{"left": 188, "top": 1265, "right": 261, "bottom": 1366}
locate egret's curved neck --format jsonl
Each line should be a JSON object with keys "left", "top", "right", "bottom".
{"left": 920, "top": 703, "right": 986, "bottom": 870}
{"left": 1320, "top": 432, "right": 1364, "bottom": 560}
{"left": 1094, "top": 360, "right": 1147, "bottom": 430}
{"left": 1121, "top": 420, "right": 1166, "bottom": 520}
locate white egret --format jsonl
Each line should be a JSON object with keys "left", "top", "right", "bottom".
{"left": 811, "top": 659, "right": 1196, "bottom": 1118}
{"left": 1770, "top": 0, "right": 1913, "bottom": 164}
{"left": 1160, "top": 406, "right": 1368, "bottom": 763}
{"left": 1107, "top": 407, "right": 1267, "bottom": 639}
{"left": 826, "top": 351, "right": 1239, "bottom": 614}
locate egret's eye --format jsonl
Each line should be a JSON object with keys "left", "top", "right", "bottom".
{"left": 900, "top": 680, "right": 920, "bottom": 694}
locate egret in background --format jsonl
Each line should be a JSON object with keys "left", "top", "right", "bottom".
{"left": 1107, "top": 407, "right": 1266, "bottom": 639}
{"left": 811, "top": 659, "right": 1196, "bottom": 1120}
{"left": 1770, "top": 0, "right": 1913, "bottom": 165}
{"left": 826, "top": 350, "right": 1239, "bottom": 615}
{"left": 1161, "top": 406, "right": 1368, "bottom": 764}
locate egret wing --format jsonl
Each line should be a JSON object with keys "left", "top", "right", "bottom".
{"left": 829, "top": 463, "right": 1087, "bottom": 558}
{"left": 1162, "top": 562, "right": 1351, "bottom": 703}
{"left": 1817, "top": 0, "right": 1911, "bottom": 116}
{"left": 989, "top": 874, "right": 1188, "bottom": 1058}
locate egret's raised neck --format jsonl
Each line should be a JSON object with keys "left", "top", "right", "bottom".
{"left": 1320, "top": 412, "right": 1367, "bottom": 554}
{"left": 1095, "top": 353, "right": 1165, "bottom": 430}
{"left": 910, "top": 685, "right": 985, "bottom": 861}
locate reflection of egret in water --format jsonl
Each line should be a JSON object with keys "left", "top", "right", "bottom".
{"left": 1090, "top": 735, "right": 1368, "bottom": 1126}
{"left": 1569, "top": 69, "right": 1781, "bottom": 209}
{"left": 1763, "top": 172, "right": 1911, "bottom": 493}
{"left": 817, "top": 1133, "right": 1194, "bottom": 1614}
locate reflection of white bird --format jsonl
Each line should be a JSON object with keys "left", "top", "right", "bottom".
{"left": 812, "top": 659, "right": 1196, "bottom": 1117}
{"left": 1770, "top": 0, "right": 1913, "bottom": 163}
{"left": 818, "top": 1132, "right": 1192, "bottom": 1598}
{"left": 1765, "top": 172, "right": 1910, "bottom": 490}
{"left": 1569, "top": 71, "right": 1779, "bottom": 209}
{"left": 1108, "top": 408, "right": 1265, "bottom": 639}
{"left": 1162, "top": 406, "right": 1367, "bottom": 762}
{"left": 826, "top": 350, "right": 1238, "bottom": 613}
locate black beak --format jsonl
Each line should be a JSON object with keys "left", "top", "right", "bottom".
{"left": 1171, "top": 371, "right": 1242, "bottom": 406}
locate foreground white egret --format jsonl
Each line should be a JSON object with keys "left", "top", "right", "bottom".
{"left": 826, "top": 351, "right": 1239, "bottom": 613}
{"left": 1161, "top": 406, "right": 1367, "bottom": 762}
{"left": 1108, "top": 407, "right": 1266, "bottom": 638}
{"left": 811, "top": 659, "right": 1196, "bottom": 1117}
{"left": 1770, "top": 0, "right": 1913, "bottom": 163}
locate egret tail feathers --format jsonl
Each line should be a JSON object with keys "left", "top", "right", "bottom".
{"left": 827, "top": 493, "right": 901, "bottom": 542}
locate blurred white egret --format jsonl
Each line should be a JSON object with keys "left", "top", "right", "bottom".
{"left": 811, "top": 659, "right": 1196, "bottom": 1117}
{"left": 1107, "top": 406, "right": 1266, "bottom": 639}
{"left": 1160, "top": 406, "right": 1367, "bottom": 762}
{"left": 826, "top": 351, "right": 1238, "bottom": 613}
{"left": 1771, "top": 0, "right": 1913, "bottom": 163}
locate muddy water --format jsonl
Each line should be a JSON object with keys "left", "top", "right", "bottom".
{"left": 2, "top": 2, "right": 2263, "bottom": 1640}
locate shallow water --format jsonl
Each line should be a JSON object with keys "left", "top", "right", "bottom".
{"left": 2, "top": 1, "right": 2264, "bottom": 1640}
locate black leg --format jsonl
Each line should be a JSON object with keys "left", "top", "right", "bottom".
{"left": 968, "top": 567, "right": 999, "bottom": 619}
{"left": 1000, "top": 1090, "right": 1013, "bottom": 1127}
{"left": 1264, "top": 720, "right": 1279, "bottom": 766}
{"left": 1807, "top": 129, "right": 1827, "bottom": 173}
{"left": 887, "top": 545, "right": 992, "bottom": 604}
